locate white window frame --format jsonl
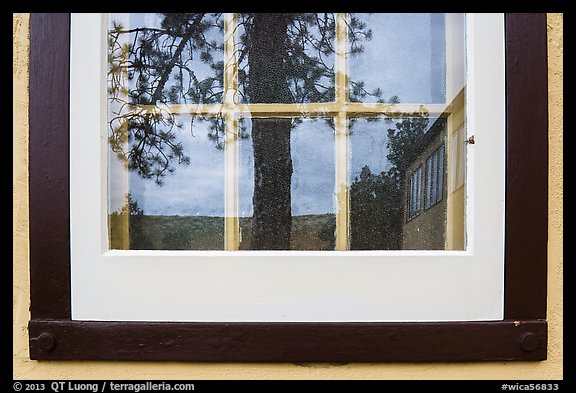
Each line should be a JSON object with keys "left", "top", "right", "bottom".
{"left": 70, "top": 13, "right": 505, "bottom": 322}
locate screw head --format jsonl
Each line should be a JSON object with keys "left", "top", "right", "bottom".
{"left": 520, "top": 332, "right": 540, "bottom": 352}
{"left": 36, "top": 332, "right": 57, "bottom": 352}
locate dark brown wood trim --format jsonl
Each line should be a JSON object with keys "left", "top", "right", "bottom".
{"left": 29, "top": 320, "right": 547, "bottom": 362}
{"left": 504, "top": 13, "right": 549, "bottom": 320}
{"left": 28, "top": 13, "right": 71, "bottom": 320}
{"left": 26, "top": 13, "right": 550, "bottom": 362}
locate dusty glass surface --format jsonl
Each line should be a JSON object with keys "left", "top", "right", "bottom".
{"left": 108, "top": 116, "right": 225, "bottom": 250}
{"left": 349, "top": 116, "right": 452, "bottom": 250}
{"left": 348, "top": 13, "right": 446, "bottom": 104}
{"left": 107, "top": 13, "right": 466, "bottom": 251}
{"left": 238, "top": 118, "right": 336, "bottom": 250}
{"left": 236, "top": 13, "right": 335, "bottom": 104}
{"left": 108, "top": 13, "right": 224, "bottom": 105}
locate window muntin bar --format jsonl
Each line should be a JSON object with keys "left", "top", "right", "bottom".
{"left": 334, "top": 13, "right": 350, "bottom": 250}
{"left": 223, "top": 13, "right": 239, "bottom": 250}
{"left": 136, "top": 102, "right": 450, "bottom": 118}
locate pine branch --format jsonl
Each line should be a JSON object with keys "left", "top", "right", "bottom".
{"left": 150, "top": 13, "right": 206, "bottom": 104}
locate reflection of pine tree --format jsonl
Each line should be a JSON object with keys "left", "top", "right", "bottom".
{"left": 108, "top": 13, "right": 392, "bottom": 249}
{"left": 350, "top": 166, "right": 402, "bottom": 250}
{"left": 111, "top": 193, "right": 148, "bottom": 248}
{"left": 350, "top": 111, "right": 431, "bottom": 250}
{"left": 111, "top": 193, "right": 144, "bottom": 216}
{"left": 386, "top": 111, "right": 429, "bottom": 184}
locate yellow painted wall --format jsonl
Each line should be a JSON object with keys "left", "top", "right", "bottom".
{"left": 13, "top": 13, "right": 563, "bottom": 379}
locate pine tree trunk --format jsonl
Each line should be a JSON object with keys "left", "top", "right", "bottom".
{"left": 248, "top": 14, "right": 293, "bottom": 249}
{"left": 251, "top": 118, "right": 293, "bottom": 249}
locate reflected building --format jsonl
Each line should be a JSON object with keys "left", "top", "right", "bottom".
{"left": 403, "top": 120, "right": 447, "bottom": 250}
{"left": 403, "top": 89, "right": 466, "bottom": 250}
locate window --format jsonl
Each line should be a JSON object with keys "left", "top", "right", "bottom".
{"left": 407, "top": 166, "right": 422, "bottom": 220}
{"left": 425, "top": 144, "right": 445, "bottom": 209}
{"left": 28, "top": 13, "right": 549, "bottom": 362}
{"left": 73, "top": 12, "right": 503, "bottom": 322}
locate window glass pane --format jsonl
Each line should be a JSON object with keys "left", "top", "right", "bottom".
{"left": 350, "top": 118, "right": 398, "bottom": 249}
{"left": 410, "top": 174, "right": 415, "bottom": 217}
{"left": 437, "top": 146, "right": 444, "bottom": 202}
{"left": 410, "top": 173, "right": 414, "bottom": 216}
{"left": 407, "top": 175, "right": 412, "bottom": 217}
{"left": 417, "top": 167, "right": 422, "bottom": 212}
{"left": 348, "top": 13, "right": 446, "bottom": 104}
{"left": 108, "top": 116, "right": 225, "bottom": 250}
{"left": 431, "top": 150, "right": 437, "bottom": 204}
{"left": 108, "top": 13, "right": 224, "bottom": 105}
{"left": 239, "top": 118, "right": 336, "bottom": 250}
{"left": 413, "top": 172, "right": 417, "bottom": 214}
{"left": 350, "top": 116, "right": 458, "bottom": 250}
{"left": 425, "top": 158, "right": 432, "bottom": 208}
{"left": 237, "top": 13, "right": 335, "bottom": 104}
{"left": 414, "top": 169, "right": 420, "bottom": 214}
{"left": 408, "top": 174, "right": 414, "bottom": 218}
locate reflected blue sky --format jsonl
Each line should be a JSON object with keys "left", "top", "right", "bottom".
{"left": 349, "top": 13, "right": 446, "bottom": 104}
{"left": 126, "top": 117, "right": 225, "bottom": 216}
{"left": 109, "top": 13, "right": 223, "bottom": 105}
{"left": 350, "top": 119, "right": 393, "bottom": 181}
{"left": 239, "top": 119, "right": 335, "bottom": 217}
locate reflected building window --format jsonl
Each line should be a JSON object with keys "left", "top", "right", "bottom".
{"left": 402, "top": 122, "right": 448, "bottom": 250}
{"left": 425, "top": 144, "right": 445, "bottom": 209}
{"left": 407, "top": 166, "right": 423, "bottom": 220}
